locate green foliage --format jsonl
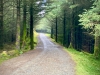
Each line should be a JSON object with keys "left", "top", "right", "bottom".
{"left": 69, "top": 4, "right": 79, "bottom": 9}
{"left": 94, "top": 47, "right": 100, "bottom": 58}
{"left": 0, "top": 31, "right": 38, "bottom": 64}
{"left": 1, "top": 51, "right": 9, "bottom": 57}
{"left": 0, "top": 50, "right": 19, "bottom": 64}
{"left": 79, "top": 0, "right": 100, "bottom": 58}
{"left": 79, "top": 0, "right": 100, "bottom": 36}
{"left": 65, "top": 48, "right": 100, "bottom": 75}
{"left": 8, "top": 50, "right": 19, "bottom": 56}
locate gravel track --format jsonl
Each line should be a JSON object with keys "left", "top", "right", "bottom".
{"left": 0, "top": 33, "right": 75, "bottom": 75}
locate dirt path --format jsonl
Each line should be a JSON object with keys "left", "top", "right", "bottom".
{"left": 0, "top": 33, "right": 75, "bottom": 75}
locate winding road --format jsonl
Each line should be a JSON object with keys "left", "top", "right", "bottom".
{"left": 0, "top": 33, "right": 75, "bottom": 75}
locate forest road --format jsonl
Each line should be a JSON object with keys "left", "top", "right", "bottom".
{"left": 0, "top": 33, "right": 75, "bottom": 75}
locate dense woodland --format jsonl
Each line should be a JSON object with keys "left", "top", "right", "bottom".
{"left": 0, "top": 0, "right": 100, "bottom": 59}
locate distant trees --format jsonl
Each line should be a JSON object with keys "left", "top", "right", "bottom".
{"left": 0, "top": 0, "right": 100, "bottom": 58}
{"left": 45, "top": 0, "right": 95, "bottom": 53}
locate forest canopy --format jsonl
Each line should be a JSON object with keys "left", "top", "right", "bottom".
{"left": 0, "top": 0, "right": 100, "bottom": 58}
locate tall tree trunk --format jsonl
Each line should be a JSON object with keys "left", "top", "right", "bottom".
{"left": 21, "top": 0, "right": 27, "bottom": 48}
{"left": 16, "top": 0, "right": 21, "bottom": 50}
{"left": 11, "top": 0, "right": 15, "bottom": 42}
{"left": 69, "top": 13, "right": 74, "bottom": 48}
{"left": 94, "top": 31, "right": 100, "bottom": 58}
{"left": 30, "top": 0, "right": 34, "bottom": 49}
{"left": 51, "top": 25, "right": 53, "bottom": 38}
{"left": 55, "top": 16, "right": 58, "bottom": 42}
{"left": 69, "top": 0, "right": 75, "bottom": 48}
{"left": 0, "top": 0, "right": 3, "bottom": 49}
{"left": 63, "top": 10, "right": 66, "bottom": 46}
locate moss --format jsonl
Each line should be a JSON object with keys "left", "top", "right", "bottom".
{"left": 94, "top": 47, "right": 100, "bottom": 59}
{"left": 0, "top": 31, "right": 38, "bottom": 64}
{"left": 1, "top": 51, "right": 8, "bottom": 57}
{"left": 65, "top": 48, "right": 100, "bottom": 75}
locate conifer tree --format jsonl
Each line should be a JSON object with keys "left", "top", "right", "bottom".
{"left": 0, "top": 0, "right": 3, "bottom": 49}
{"left": 16, "top": 0, "right": 21, "bottom": 50}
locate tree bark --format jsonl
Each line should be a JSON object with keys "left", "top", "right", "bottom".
{"left": 69, "top": 12, "right": 74, "bottom": 48}
{"left": 51, "top": 25, "right": 53, "bottom": 38}
{"left": 21, "top": 0, "right": 27, "bottom": 49}
{"left": 0, "top": 0, "right": 3, "bottom": 49}
{"left": 63, "top": 10, "right": 66, "bottom": 46}
{"left": 55, "top": 16, "right": 58, "bottom": 42}
{"left": 16, "top": 0, "right": 21, "bottom": 50}
{"left": 30, "top": 0, "right": 34, "bottom": 49}
{"left": 94, "top": 32, "right": 100, "bottom": 58}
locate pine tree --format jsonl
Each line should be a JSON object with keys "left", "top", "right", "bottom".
{"left": 0, "top": 0, "right": 3, "bottom": 49}
{"left": 21, "top": 0, "right": 27, "bottom": 49}
{"left": 79, "top": 0, "right": 100, "bottom": 58}
{"left": 30, "top": 0, "right": 34, "bottom": 49}
{"left": 16, "top": 0, "right": 21, "bottom": 50}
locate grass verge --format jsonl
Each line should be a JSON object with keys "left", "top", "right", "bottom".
{"left": 46, "top": 34, "right": 100, "bottom": 75}
{"left": 0, "top": 31, "right": 38, "bottom": 64}
{"left": 65, "top": 48, "right": 100, "bottom": 75}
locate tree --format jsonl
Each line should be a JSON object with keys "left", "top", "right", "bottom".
{"left": 63, "top": 9, "right": 66, "bottom": 46}
{"left": 55, "top": 16, "right": 58, "bottom": 42}
{"left": 0, "top": 0, "right": 43, "bottom": 51}
{"left": 21, "top": 0, "right": 27, "bottom": 49}
{"left": 79, "top": 0, "right": 100, "bottom": 58}
{"left": 16, "top": 0, "right": 21, "bottom": 50}
{"left": 30, "top": 0, "right": 34, "bottom": 49}
{"left": 0, "top": 0, "right": 3, "bottom": 49}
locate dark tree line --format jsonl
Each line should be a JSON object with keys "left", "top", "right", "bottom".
{"left": 0, "top": 0, "right": 100, "bottom": 58}
{"left": 0, "top": 0, "right": 44, "bottom": 50}
{"left": 45, "top": 0, "right": 98, "bottom": 57}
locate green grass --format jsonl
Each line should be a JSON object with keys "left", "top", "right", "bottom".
{"left": 0, "top": 31, "right": 38, "bottom": 64}
{"left": 0, "top": 50, "right": 19, "bottom": 64}
{"left": 45, "top": 33, "right": 100, "bottom": 75}
{"left": 45, "top": 33, "right": 51, "bottom": 37}
{"left": 34, "top": 31, "right": 38, "bottom": 46}
{"left": 65, "top": 48, "right": 100, "bottom": 75}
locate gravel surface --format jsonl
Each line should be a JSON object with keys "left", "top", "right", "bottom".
{"left": 0, "top": 33, "right": 76, "bottom": 75}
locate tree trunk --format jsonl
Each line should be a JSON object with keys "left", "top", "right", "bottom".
{"left": 16, "top": 0, "right": 21, "bottom": 50}
{"left": 21, "top": 0, "right": 27, "bottom": 49}
{"left": 94, "top": 33, "right": 100, "bottom": 58}
{"left": 0, "top": 0, "right": 3, "bottom": 49}
{"left": 63, "top": 10, "right": 66, "bottom": 46}
{"left": 69, "top": 13, "right": 74, "bottom": 48}
{"left": 69, "top": 0, "right": 74, "bottom": 48}
{"left": 51, "top": 25, "right": 53, "bottom": 38}
{"left": 30, "top": 0, "right": 34, "bottom": 49}
{"left": 55, "top": 16, "right": 58, "bottom": 42}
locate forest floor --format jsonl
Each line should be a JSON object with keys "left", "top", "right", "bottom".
{"left": 0, "top": 33, "right": 75, "bottom": 75}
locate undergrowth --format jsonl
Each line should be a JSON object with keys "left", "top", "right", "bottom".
{"left": 0, "top": 31, "right": 38, "bottom": 64}
{"left": 65, "top": 48, "right": 100, "bottom": 75}
{"left": 46, "top": 34, "right": 100, "bottom": 75}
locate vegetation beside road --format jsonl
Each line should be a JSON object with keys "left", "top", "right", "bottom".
{"left": 46, "top": 33, "right": 100, "bottom": 75}
{"left": 65, "top": 48, "right": 100, "bottom": 75}
{"left": 0, "top": 31, "right": 38, "bottom": 64}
